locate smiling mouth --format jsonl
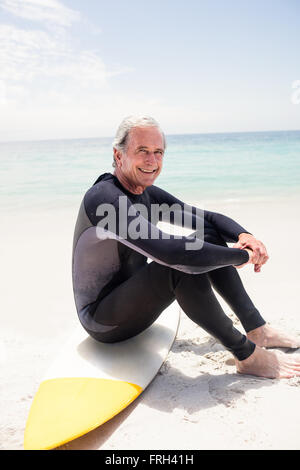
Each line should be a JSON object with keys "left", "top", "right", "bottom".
{"left": 138, "top": 168, "right": 157, "bottom": 174}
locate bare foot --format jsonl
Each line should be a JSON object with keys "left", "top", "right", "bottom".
{"left": 235, "top": 346, "right": 300, "bottom": 379}
{"left": 247, "top": 324, "right": 300, "bottom": 349}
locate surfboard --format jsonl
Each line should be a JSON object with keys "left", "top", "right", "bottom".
{"left": 24, "top": 301, "right": 180, "bottom": 450}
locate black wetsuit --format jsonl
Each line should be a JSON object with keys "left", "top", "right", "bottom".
{"left": 72, "top": 172, "right": 265, "bottom": 360}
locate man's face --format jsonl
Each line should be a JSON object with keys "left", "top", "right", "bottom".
{"left": 114, "top": 126, "right": 164, "bottom": 189}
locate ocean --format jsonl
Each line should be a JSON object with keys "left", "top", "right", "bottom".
{"left": 1, "top": 130, "right": 300, "bottom": 212}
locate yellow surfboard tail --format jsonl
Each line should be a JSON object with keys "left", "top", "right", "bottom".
{"left": 24, "top": 377, "right": 143, "bottom": 450}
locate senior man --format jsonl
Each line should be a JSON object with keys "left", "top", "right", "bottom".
{"left": 72, "top": 115, "right": 300, "bottom": 379}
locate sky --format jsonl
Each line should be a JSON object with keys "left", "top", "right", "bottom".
{"left": 0, "top": 0, "right": 299, "bottom": 141}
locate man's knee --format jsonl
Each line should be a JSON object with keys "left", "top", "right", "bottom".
{"left": 172, "top": 269, "right": 212, "bottom": 297}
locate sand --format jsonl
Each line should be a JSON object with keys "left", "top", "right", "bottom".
{"left": 1, "top": 195, "right": 300, "bottom": 450}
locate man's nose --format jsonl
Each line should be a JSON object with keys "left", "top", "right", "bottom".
{"left": 145, "top": 152, "right": 157, "bottom": 164}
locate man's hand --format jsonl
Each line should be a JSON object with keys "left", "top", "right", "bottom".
{"left": 233, "top": 233, "right": 269, "bottom": 273}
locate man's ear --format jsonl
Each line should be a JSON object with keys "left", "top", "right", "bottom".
{"left": 113, "top": 148, "right": 122, "bottom": 168}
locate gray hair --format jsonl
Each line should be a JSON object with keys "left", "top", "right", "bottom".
{"left": 112, "top": 115, "right": 166, "bottom": 168}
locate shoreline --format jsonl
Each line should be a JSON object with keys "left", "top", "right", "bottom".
{"left": 2, "top": 187, "right": 300, "bottom": 216}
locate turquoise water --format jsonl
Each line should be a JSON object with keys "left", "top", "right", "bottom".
{"left": 0, "top": 130, "right": 300, "bottom": 212}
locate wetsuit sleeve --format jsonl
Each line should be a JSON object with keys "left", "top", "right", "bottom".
{"left": 84, "top": 182, "right": 249, "bottom": 275}
{"left": 200, "top": 210, "right": 252, "bottom": 243}
{"left": 148, "top": 185, "right": 252, "bottom": 243}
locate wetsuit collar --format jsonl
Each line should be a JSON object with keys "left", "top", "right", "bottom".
{"left": 93, "top": 172, "right": 146, "bottom": 200}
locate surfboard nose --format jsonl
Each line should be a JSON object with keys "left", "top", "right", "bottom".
{"left": 24, "top": 377, "right": 142, "bottom": 450}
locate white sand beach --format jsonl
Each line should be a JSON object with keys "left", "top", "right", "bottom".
{"left": 1, "top": 195, "right": 300, "bottom": 450}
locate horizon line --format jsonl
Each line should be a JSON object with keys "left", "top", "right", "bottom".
{"left": 0, "top": 128, "right": 299, "bottom": 145}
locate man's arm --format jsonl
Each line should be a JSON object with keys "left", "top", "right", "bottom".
{"left": 148, "top": 185, "right": 252, "bottom": 243}
{"left": 84, "top": 182, "right": 250, "bottom": 275}
{"left": 148, "top": 185, "right": 269, "bottom": 271}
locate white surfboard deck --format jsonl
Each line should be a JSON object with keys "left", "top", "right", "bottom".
{"left": 24, "top": 301, "right": 180, "bottom": 450}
